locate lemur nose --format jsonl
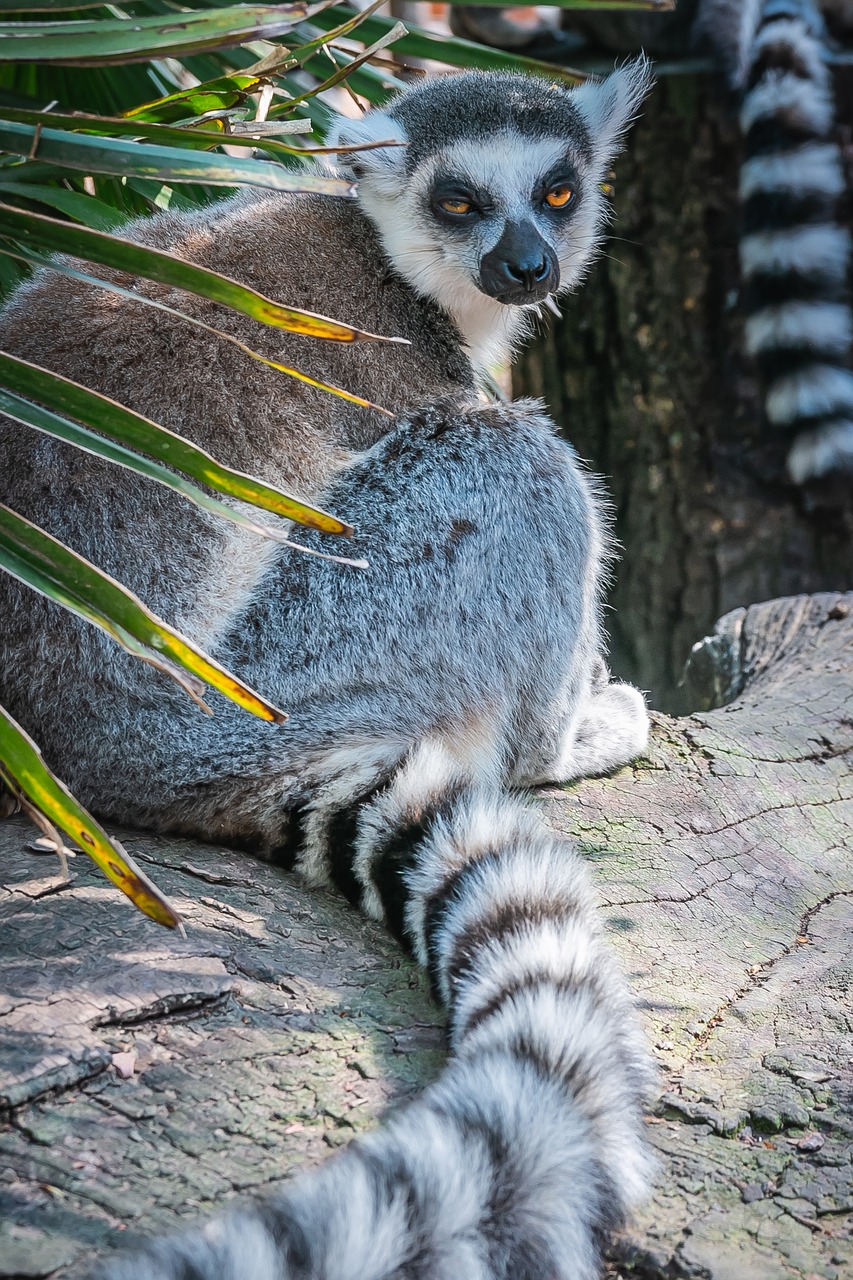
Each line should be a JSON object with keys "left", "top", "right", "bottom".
{"left": 506, "top": 256, "right": 550, "bottom": 291}
{"left": 479, "top": 219, "right": 560, "bottom": 304}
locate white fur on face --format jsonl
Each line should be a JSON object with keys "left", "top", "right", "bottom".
{"left": 326, "top": 64, "right": 652, "bottom": 372}
{"left": 355, "top": 132, "right": 608, "bottom": 373}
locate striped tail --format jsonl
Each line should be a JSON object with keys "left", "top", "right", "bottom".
{"left": 736, "top": 0, "right": 853, "bottom": 483}
{"left": 105, "top": 743, "right": 654, "bottom": 1280}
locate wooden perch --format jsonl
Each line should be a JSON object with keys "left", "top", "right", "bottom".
{"left": 1, "top": 592, "right": 851, "bottom": 1279}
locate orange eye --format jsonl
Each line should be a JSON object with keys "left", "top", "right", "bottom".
{"left": 440, "top": 198, "right": 472, "bottom": 215}
{"left": 545, "top": 185, "right": 574, "bottom": 209}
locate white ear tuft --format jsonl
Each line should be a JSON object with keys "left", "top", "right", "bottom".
{"left": 572, "top": 56, "right": 654, "bottom": 169}
{"left": 325, "top": 109, "right": 408, "bottom": 186}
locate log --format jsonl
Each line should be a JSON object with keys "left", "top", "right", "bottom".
{"left": 514, "top": 71, "right": 853, "bottom": 713}
{"left": 1, "top": 592, "right": 851, "bottom": 1280}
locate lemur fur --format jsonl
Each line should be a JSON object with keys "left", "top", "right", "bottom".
{"left": 0, "top": 64, "right": 655, "bottom": 1279}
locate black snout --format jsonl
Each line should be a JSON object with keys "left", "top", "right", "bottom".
{"left": 479, "top": 220, "right": 560, "bottom": 305}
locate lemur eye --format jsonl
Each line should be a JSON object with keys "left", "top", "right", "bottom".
{"left": 545, "top": 185, "right": 574, "bottom": 210}
{"left": 439, "top": 198, "right": 473, "bottom": 215}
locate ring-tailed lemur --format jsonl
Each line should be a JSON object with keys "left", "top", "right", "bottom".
{"left": 561, "top": 0, "right": 853, "bottom": 485}
{"left": 0, "top": 64, "right": 655, "bottom": 1278}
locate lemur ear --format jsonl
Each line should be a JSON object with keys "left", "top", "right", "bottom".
{"left": 326, "top": 110, "right": 408, "bottom": 189}
{"left": 571, "top": 57, "right": 653, "bottom": 169}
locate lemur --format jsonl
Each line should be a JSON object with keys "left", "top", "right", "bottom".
{"left": 557, "top": 0, "right": 853, "bottom": 486}
{"left": 0, "top": 65, "right": 655, "bottom": 1278}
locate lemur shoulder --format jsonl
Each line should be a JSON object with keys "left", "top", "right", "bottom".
{"left": 0, "top": 64, "right": 656, "bottom": 1280}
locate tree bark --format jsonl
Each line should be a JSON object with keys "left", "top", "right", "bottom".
{"left": 1, "top": 592, "right": 851, "bottom": 1280}
{"left": 514, "top": 72, "right": 853, "bottom": 713}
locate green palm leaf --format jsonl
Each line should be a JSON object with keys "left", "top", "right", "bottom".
{"left": 0, "top": 4, "right": 330, "bottom": 65}
{"left": 0, "top": 501, "right": 287, "bottom": 724}
{"left": 0, "top": 121, "right": 352, "bottom": 193}
{"left": 0, "top": 350, "right": 357, "bottom": 536}
{"left": 0, "top": 178, "right": 125, "bottom": 228}
{"left": 0, "top": 205, "right": 408, "bottom": 344}
{"left": 0, "top": 706, "right": 181, "bottom": 927}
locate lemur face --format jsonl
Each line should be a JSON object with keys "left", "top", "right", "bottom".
{"left": 329, "top": 64, "right": 651, "bottom": 365}
{"left": 405, "top": 133, "right": 589, "bottom": 307}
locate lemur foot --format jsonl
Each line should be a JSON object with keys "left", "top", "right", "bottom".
{"left": 554, "top": 677, "right": 650, "bottom": 784}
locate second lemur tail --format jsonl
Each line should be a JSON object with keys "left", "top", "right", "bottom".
{"left": 103, "top": 742, "right": 654, "bottom": 1280}
{"left": 705, "top": 0, "right": 853, "bottom": 483}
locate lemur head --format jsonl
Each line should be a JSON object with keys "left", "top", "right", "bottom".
{"left": 329, "top": 62, "right": 652, "bottom": 368}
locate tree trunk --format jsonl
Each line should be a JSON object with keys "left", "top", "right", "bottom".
{"left": 1, "top": 593, "right": 851, "bottom": 1280}
{"left": 514, "top": 71, "right": 853, "bottom": 713}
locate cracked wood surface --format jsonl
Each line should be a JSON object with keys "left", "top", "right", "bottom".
{"left": 1, "top": 592, "right": 851, "bottom": 1279}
